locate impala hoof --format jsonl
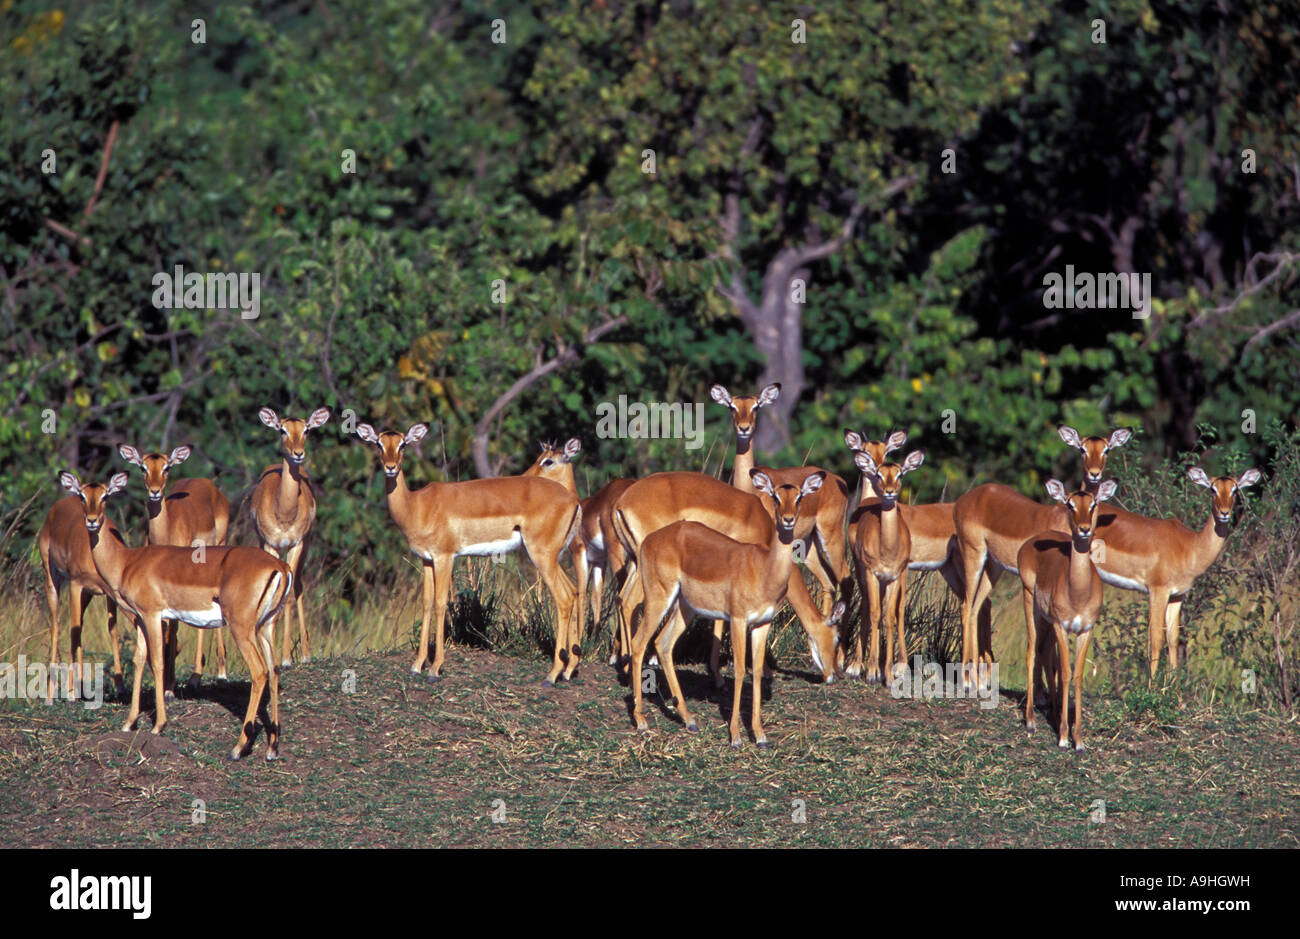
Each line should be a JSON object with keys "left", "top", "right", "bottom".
{"left": 216, "top": 674, "right": 229, "bottom": 684}
{"left": 1058, "top": 740, "right": 1070, "bottom": 750}
{"left": 823, "top": 673, "right": 836, "bottom": 685}
{"left": 755, "top": 739, "right": 769, "bottom": 750}
{"left": 844, "top": 664, "right": 862, "bottom": 678}
{"left": 1026, "top": 721, "right": 1037, "bottom": 735}
{"left": 541, "top": 679, "right": 554, "bottom": 688}
{"left": 163, "top": 690, "right": 176, "bottom": 702}
{"left": 301, "top": 655, "right": 312, "bottom": 665}
{"left": 280, "top": 660, "right": 293, "bottom": 670}
{"left": 1074, "top": 742, "right": 1087, "bottom": 753}
{"left": 410, "top": 666, "right": 423, "bottom": 675}
{"left": 426, "top": 673, "right": 441, "bottom": 685}
{"left": 266, "top": 750, "right": 280, "bottom": 762}
{"left": 730, "top": 738, "right": 743, "bottom": 749}
{"left": 607, "top": 654, "right": 619, "bottom": 666}
{"left": 685, "top": 722, "right": 699, "bottom": 733}
{"left": 228, "top": 747, "right": 244, "bottom": 762}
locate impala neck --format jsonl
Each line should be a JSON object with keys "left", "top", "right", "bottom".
{"left": 384, "top": 468, "right": 416, "bottom": 532}
{"left": 767, "top": 519, "right": 798, "bottom": 587}
{"left": 879, "top": 500, "right": 901, "bottom": 556}
{"left": 87, "top": 522, "right": 133, "bottom": 592}
{"left": 1066, "top": 537, "right": 1095, "bottom": 606}
{"left": 277, "top": 458, "right": 305, "bottom": 514}
{"left": 1191, "top": 512, "right": 1232, "bottom": 573}
{"left": 145, "top": 495, "right": 168, "bottom": 544}
{"left": 732, "top": 434, "right": 756, "bottom": 492}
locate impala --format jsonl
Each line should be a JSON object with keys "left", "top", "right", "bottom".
{"left": 848, "top": 448, "right": 924, "bottom": 683}
{"left": 711, "top": 383, "right": 852, "bottom": 615}
{"left": 610, "top": 471, "right": 841, "bottom": 686}
{"left": 1090, "top": 466, "right": 1261, "bottom": 674}
{"left": 632, "top": 470, "right": 844, "bottom": 747}
{"left": 953, "top": 425, "right": 1130, "bottom": 686}
{"left": 119, "top": 443, "right": 230, "bottom": 692}
{"left": 62, "top": 472, "right": 291, "bottom": 760}
{"left": 1018, "top": 478, "right": 1115, "bottom": 750}
{"left": 355, "top": 422, "right": 582, "bottom": 684}
{"left": 523, "top": 438, "right": 635, "bottom": 664}
{"left": 38, "top": 493, "right": 123, "bottom": 700}
{"left": 251, "top": 406, "right": 330, "bottom": 668}
{"left": 843, "top": 429, "right": 968, "bottom": 627}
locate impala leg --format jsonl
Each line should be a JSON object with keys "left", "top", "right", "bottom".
{"left": 728, "top": 617, "right": 747, "bottom": 747}
{"left": 965, "top": 564, "right": 998, "bottom": 688}
{"left": 258, "top": 622, "right": 280, "bottom": 760}
{"left": 629, "top": 577, "right": 667, "bottom": 733}
{"left": 190, "top": 618, "right": 206, "bottom": 689}
{"left": 617, "top": 568, "right": 644, "bottom": 677}
{"left": 1145, "top": 591, "right": 1170, "bottom": 681}
{"left": 411, "top": 561, "right": 435, "bottom": 675}
{"left": 889, "top": 569, "right": 908, "bottom": 680}
{"left": 214, "top": 626, "right": 228, "bottom": 681}
{"left": 124, "top": 620, "right": 148, "bottom": 732}
{"left": 1022, "top": 591, "right": 1037, "bottom": 732}
{"left": 956, "top": 544, "right": 985, "bottom": 687}
{"left": 68, "top": 585, "right": 89, "bottom": 699}
{"left": 284, "top": 541, "right": 309, "bottom": 666}
{"left": 536, "top": 555, "right": 577, "bottom": 684}
{"left": 655, "top": 605, "right": 697, "bottom": 732}
{"left": 847, "top": 561, "right": 869, "bottom": 677}
{"left": 750, "top": 623, "right": 772, "bottom": 747}
{"left": 1072, "top": 630, "right": 1093, "bottom": 751}
{"left": 590, "top": 563, "right": 607, "bottom": 651}
{"left": 430, "top": 558, "right": 455, "bottom": 680}
{"left": 1053, "top": 624, "right": 1071, "bottom": 750}
{"left": 141, "top": 614, "right": 168, "bottom": 734}
{"left": 104, "top": 597, "right": 124, "bottom": 693}
{"left": 230, "top": 622, "right": 267, "bottom": 761}
{"left": 1164, "top": 599, "right": 1183, "bottom": 674}
{"left": 865, "top": 574, "right": 883, "bottom": 685}
{"left": 43, "top": 567, "right": 60, "bottom": 703}
{"left": 708, "top": 619, "right": 725, "bottom": 690}
{"left": 818, "top": 526, "right": 853, "bottom": 618}
{"left": 163, "top": 619, "right": 178, "bottom": 701}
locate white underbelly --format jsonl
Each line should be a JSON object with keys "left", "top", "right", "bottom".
{"left": 1097, "top": 569, "right": 1147, "bottom": 593}
{"left": 164, "top": 605, "right": 224, "bottom": 629}
{"left": 908, "top": 558, "right": 947, "bottom": 571}
{"left": 456, "top": 532, "right": 524, "bottom": 558}
{"left": 746, "top": 605, "right": 777, "bottom": 626}
{"left": 1060, "top": 614, "right": 1093, "bottom": 636}
{"left": 588, "top": 531, "right": 605, "bottom": 552}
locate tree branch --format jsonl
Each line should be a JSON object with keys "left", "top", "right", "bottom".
{"left": 471, "top": 315, "right": 629, "bottom": 478}
{"left": 84, "top": 120, "right": 120, "bottom": 220}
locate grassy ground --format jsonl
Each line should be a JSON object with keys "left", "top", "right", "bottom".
{"left": 2, "top": 634, "right": 1296, "bottom": 848}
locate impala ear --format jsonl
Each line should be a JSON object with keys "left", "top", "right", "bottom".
{"left": 843, "top": 428, "right": 863, "bottom": 451}
{"left": 1106, "top": 427, "right": 1132, "bottom": 450}
{"left": 756, "top": 383, "right": 781, "bottom": 407}
{"left": 118, "top": 444, "right": 143, "bottom": 467}
{"left": 168, "top": 445, "right": 192, "bottom": 467}
{"left": 306, "top": 407, "right": 331, "bottom": 430}
{"left": 900, "top": 450, "right": 925, "bottom": 474}
{"left": 258, "top": 407, "right": 281, "bottom": 430}
{"left": 853, "top": 450, "right": 878, "bottom": 477}
{"left": 1235, "top": 468, "right": 1261, "bottom": 490}
{"left": 885, "top": 430, "right": 907, "bottom": 454}
{"left": 709, "top": 384, "right": 733, "bottom": 408}
{"left": 355, "top": 423, "right": 379, "bottom": 444}
{"left": 58, "top": 471, "right": 81, "bottom": 495}
{"left": 1058, "top": 425, "right": 1083, "bottom": 451}
{"left": 1187, "top": 466, "right": 1213, "bottom": 490}
{"left": 106, "top": 472, "right": 130, "bottom": 495}
{"left": 404, "top": 423, "right": 429, "bottom": 446}
{"left": 749, "top": 470, "right": 775, "bottom": 496}
{"left": 801, "top": 471, "right": 826, "bottom": 496}
{"left": 562, "top": 438, "right": 581, "bottom": 460}
{"left": 1095, "top": 479, "right": 1118, "bottom": 503}
{"left": 1045, "top": 478, "right": 1069, "bottom": 504}
{"left": 827, "top": 601, "right": 846, "bottom": 626}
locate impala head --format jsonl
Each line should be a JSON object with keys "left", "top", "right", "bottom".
{"left": 259, "top": 406, "right": 330, "bottom": 465}
{"left": 853, "top": 448, "right": 923, "bottom": 509}
{"left": 526, "top": 438, "right": 580, "bottom": 476}
{"left": 118, "top": 444, "right": 192, "bottom": 502}
{"left": 844, "top": 428, "right": 907, "bottom": 470}
{"left": 1058, "top": 426, "right": 1131, "bottom": 491}
{"left": 711, "top": 383, "right": 779, "bottom": 443}
{"left": 1045, "top": 477, "right": 1116, "bottom": 552}
{"left": 356, "top": 422, "right": 427, "bottom": 477}
{"left": 59, "top": 471, "right": 129, "bottom": 533}
{"left": 1188, "top": 466, "right": 1261, "bottom": 527}
{"left": 750, "top": 469, "right": 823, "bottom": 542}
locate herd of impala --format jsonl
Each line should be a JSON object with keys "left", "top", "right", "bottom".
{"left": 36, "top": 385, "right": 1259, "bottom": 759}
